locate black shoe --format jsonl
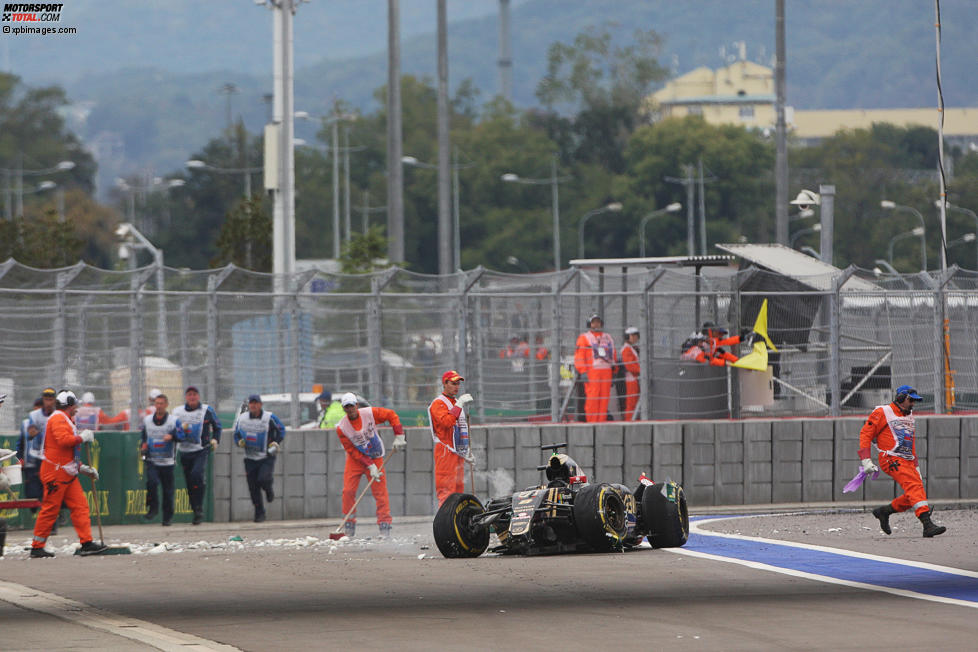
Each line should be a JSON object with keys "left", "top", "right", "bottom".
{"left": 161, "top": 520, "right": 172, "bottom": 527}
{"left": 143, "top": 509, "right": 158, "bottom": 522}
{"left": 30, "top": 547, "right": 55, "bottom": 558}
{"left": 192, "top": 511, "right": 203, "bottom": 525}
{"left": 78, "top": 541, "right": 107, "bottom": 556}
{"left": 920, "top": 511, "right": 947, "bottom": 538}
{"left": 265, "top": 486, "right": 274, "bottom": 503}
{"left": 254, "top": 512, "right": 266, "bottom": 523}
{"left": 872, "top": 505, "right": 894, "bottom": 535}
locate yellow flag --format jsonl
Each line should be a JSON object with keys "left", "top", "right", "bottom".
{"left": 731, "top": 341, "right": 769, "bottom": 371}
{"left": 753, "top": 299, "right": 778, "bottom": 352}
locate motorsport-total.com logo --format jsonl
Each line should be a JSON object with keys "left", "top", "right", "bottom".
{"left": 2, "top": 3, "right": 63, "bottom": 22}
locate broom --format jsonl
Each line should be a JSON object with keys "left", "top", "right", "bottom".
{"left": 329, "top": 447, "right": 398, "bottom": 540}
{"left": 75, "top": 439, "right": 131, "bottom": 555}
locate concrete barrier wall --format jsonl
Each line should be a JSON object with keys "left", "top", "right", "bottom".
{"left": 210, "top": 415, "right": 978, "bottom": 522}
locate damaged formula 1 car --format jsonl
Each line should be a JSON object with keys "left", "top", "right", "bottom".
{"left": 433, "top": 442, "right": 689, "bottom": 558}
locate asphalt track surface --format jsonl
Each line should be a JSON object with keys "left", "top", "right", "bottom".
{"left": 2, "top": 503, "right": 978, "bottom": 651}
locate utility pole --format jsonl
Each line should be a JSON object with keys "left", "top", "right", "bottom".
{"left": 498, "top": 0, "right": 512, "bottom": 102}
{"left": 268, "top": 0, "right": 296, "bottom": 290}
{"left": 387, "top": 0, "right": 404, "bottom": 263}
{"left": 343, "top": 126, "right": 351, "bottom": 243}
{"left": 665, "top": 165, "right": 696, "bottom": 257}
{"left": 774, "top": 0, "right": 788, "bottom": 245}
{"left": 436, "top": 0, "right": 451, "bottom": 276}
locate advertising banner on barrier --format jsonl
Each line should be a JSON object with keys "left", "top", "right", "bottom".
{"left": 0, "top": 431, "right": 213, "bottom": 530}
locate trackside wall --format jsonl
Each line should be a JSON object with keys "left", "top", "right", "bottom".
{"left": 210, "top": 415, "right": 978, "bottom": 522}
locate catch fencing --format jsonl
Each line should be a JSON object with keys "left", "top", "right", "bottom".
{"left": 0, "top": 258, "right": 976, "bottom": 431}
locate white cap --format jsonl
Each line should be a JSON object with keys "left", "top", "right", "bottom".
{"left": 340, "top": 392, "right": 358, "bottom": 407}
{"left": 148, "top": 388, "right": 162, "bottom": 400}
{"left": 81, "top": 391, "right": 96, "bottom": 404}
{"left": 625, "top": 326, "right": 639, "bottom": 335}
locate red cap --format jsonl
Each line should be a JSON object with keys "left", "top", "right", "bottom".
{"left": 441, "top": 370, "right": 464, "bottom": 384}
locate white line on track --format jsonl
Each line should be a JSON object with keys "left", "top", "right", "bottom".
{"left": 0, "top": 579, "right": 241, "bottom": 651}
{"left": 663, "top": 514, "right": 978, "bottom": 609}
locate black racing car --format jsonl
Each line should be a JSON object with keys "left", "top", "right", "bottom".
{"left": 433, "top": 442, "right": 689, "bottom": 557}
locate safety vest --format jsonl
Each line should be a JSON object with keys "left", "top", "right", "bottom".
{"left": 338, "top": 408, "right": 385, "bottom": 459}
{"left": 173, "top": 403, "right": 214, "bottom": 453}
{"left": 143, "top": 413, "right": 179, "bottom": 465}
{"left": 318, "top": 401, "right": 345, "bottom": 430}
{"left": 584, "top": 331, "right": 616, "bottom": 370}
{"left": 878, "top": 404, "right": 916, "bottom": 460}
{"left": 428, "top": 395, "right": 469, "bottom": 457}
{"left": 25, "top": 407, "right": 54, "bottom": 466}
{"left": 75, "top": 405, "right": 101, "bottom": 430}
{"left": 235, "top": 411, "right": 274, "bottom": 461}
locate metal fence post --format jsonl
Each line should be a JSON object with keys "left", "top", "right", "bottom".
{"left": 368, "top": 269, "right": 397, "bottom": 404}
{"left": 730, "top": 277, "right": 742, "bottom": 419}
{"left": 829, "top": 266, "right": 856, "bottom": 416}
{"left": 206, "top": 277, "right": 220, "bottom": 404}
{"left": 53, "top": 263, "right": 83, "bottom": 388}
{"left": 289, "top": 281, "right": 301, "bottom": 427}
{"left": 643, "top": 267, "right": 667, "bottom": 420}
{"left": 179, "top": 297, "right": 192, "bottom": 391}
{"left": 54, "top": 273, "right": 67, "bottom": 388}
{"left": 929, "top": 267, "right": 957, "bottom": 413}
{"left": 130, "top": 268, "right": 152, "bottom": 427}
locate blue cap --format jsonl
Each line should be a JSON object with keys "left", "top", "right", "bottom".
{"left": 247, "top": 394, "right": 262, "bottom": 403}
{"left": 317, "top": 390, "right": 332, "bottom": 402}
{"left": 895, "top": 385, "right": 923, "bottom": 400}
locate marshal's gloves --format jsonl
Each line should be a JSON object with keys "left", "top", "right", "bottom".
{"left": 456, "top": 394, "right": 473, "bottom": 409}
{"left": 79, "top": 464, "right": 99, "bottom": 481}
{"left": 392, "top": 434, "right": 407, "bottom": 450}
{"left": 236, "top": 438, "right": 246, "bottom": 448}
{"left": 267, "top": 442, "right": 280, "bottom": 456}
{"left": 464, "top": 451, "right": 477, "bottom": 465}
{"left": 210, "top": 438, "right": 219, "bottom": 451}
{"left": 368, "top": 463, "right": 383, "bottom": 482}
{"left": 79, "top": 429, "right": 95, "bottom": 444}
{"left": 861, "top": 458, "right": 879, "bottom": 475}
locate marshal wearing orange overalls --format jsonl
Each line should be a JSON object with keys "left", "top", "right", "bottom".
{"left": 859, "top": 384, "right": 946, "bottom": 538}
{"left": 575, "top": 314, "right": 617, "bottom": 422}
{"left": 428, "top": 370, "right": 474, "bottom": 506}
{"left": 30, "top": 390, "right": 106, "bottom": 558}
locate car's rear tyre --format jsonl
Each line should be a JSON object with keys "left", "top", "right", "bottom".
{"left": 641, "top": 483, "right": 689, "bottom": 548}
{"left": 433, "top": 493, "right": 490, "bottom": 558}
{"left": 573, "top": 483, "right": 628, "bottom": 552}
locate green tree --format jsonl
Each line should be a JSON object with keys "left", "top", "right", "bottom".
{"left": 0, "top": 73, "right": 97, "bottom": 201}
{"left": 339, "top": 225, "right": 388, "bottom": 273}
{"left": 0, "top": 211, "right": 83, "bottom": 267}
{"left": 212, "top": 194, "right": 271, "bottom": 271}
{"left": 622, "top": 116, "right": 775, "bottom": 256}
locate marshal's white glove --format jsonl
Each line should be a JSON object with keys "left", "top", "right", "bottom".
{"left": 236, "top": 438, "right": 246, "bottom": 448}
{"left": 456, "top": 394, "right": 473, "bottom": 408}
{"left": 79, "top": 464, "right": 99, "bottom": 481}
{"left": 464, "top": 451, "right": 477, "bottom": 465}
{"left": 861, "top": 458, "right": 879, "bottom": 474}
{"left": 210, "top": 438, "right": 219, "bottom": 451}
{"left": 79, "top": 429, "right": 95, "bottom": 444}
{"left": 267, "top": 442, "right": 280, "bottom": 456}
{"left": 368, "top": 463, "right": 383, "bottom": 482}
{"left": 392, "top": 434, "right": 407, "bottom": 450}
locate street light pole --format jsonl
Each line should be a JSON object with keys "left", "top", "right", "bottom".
{"left": 942, "top": 202, "right": 978, "bottom": 271}
{"left": 638, "top": 203, "right": 682, "bottom": 257}
{"left": 116, "top": 222, "right": 167, "bottom": 358}
{"left": 452, "top": 145, "right": 461, "bottom": 270}
{"left": 501, "top": 157, "right": 569, "bottom": 271}
{"left": 888, "top": 226, "right": 926, "bottom": 269}
{"left": 550, "top": 156, "right": 560, "bottom": 272}
{"left": 578, "top": 202, "right": 624, "bottom": 259}
{"left": 881, "top": 200, "right": 927, "bottom": 271}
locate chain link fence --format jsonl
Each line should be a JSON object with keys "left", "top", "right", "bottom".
{"left": 1, "top": 258, "right": 975, "bottom": 432}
